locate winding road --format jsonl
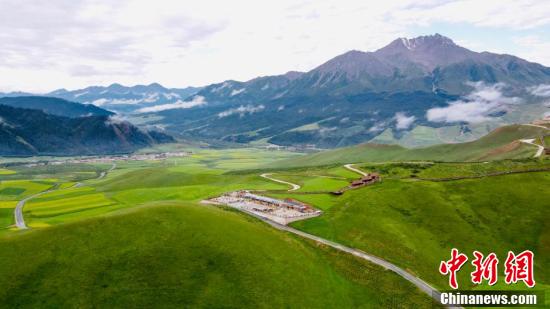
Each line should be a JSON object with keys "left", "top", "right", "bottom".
{"left": 260, "top": 173, "right": 300, "bottom": 191}
{"left": 344, "top": 163, "right": 368, "bottom": 176}
{"left": 238, "top": 208, "right": 445, "bottom": 306}
{"left": 14, "top": 188, "right": 57, "bottom": 229}
{"left": 97, "top": 163, "right": 117, "bottom": 179}
{"left": 519, "top": 139, "right": 545, "bottom": 158}
{"left": 252, "top": 164, "right": 447, "bottom": 305}
{"left": 14, "top": 162, "right": 117, "bottom": 230}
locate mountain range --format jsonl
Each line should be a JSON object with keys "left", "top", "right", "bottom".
{"left": 2, "top": 34, "right": 550, "bottom": 148}
{"left": 0, "top": 104, "right": 173, "bottom": 156}
{"left": 1, "top": 84, "right": 202, "bottom": 114}
{"left": 0, "top": 96, "right": 114, "bottom": 118}
{"left": 134, "top": 34, "right": 550, "bottom": 148}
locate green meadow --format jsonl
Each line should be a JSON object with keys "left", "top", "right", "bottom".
{"left": 1, "top": 143, "right": 548, "bottom": 307}
{"left": 273, "top": 124, "right": 548, "bottom": 168}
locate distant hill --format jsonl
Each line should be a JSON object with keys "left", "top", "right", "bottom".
{"left": 4, "top": 34, "right": 550, "bottom": 149}
{"left": 0, "top": 96, "right": 114, "bottom": 118}
{"left": 135, "top": 34, "right": 550, "bottom": 148}
{"left": 0, "top": 105, "right": 174, "bottom": 156}
{"left": 47, "top": 83, "right": 202, "bottom": 114}
{"left": 271, "top": 124, "right": 548, "bottom": 168}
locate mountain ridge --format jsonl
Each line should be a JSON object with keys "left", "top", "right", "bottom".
{"left": 0, "top": 105, "right": 174, "bottom": 156}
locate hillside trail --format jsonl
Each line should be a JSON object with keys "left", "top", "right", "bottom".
{"left": 14, "top": 163, "right": 117, "bottom": 230}
{"left": 260, "top": 173, "right": 300, "bottom": 191}
{"left": 344, "top": 163, "right": 368, "bottom": 176}
{"left": 519, "top": 139, "right": 545, "bottom": 158}
{"left": 521, "top": 123, "right": 549, "bottom": 130}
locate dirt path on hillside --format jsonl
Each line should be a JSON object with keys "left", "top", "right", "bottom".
{"left": 260, "top": 173, "right": 300, "bottom": 191}
{"left": 521, "top": 123, "right": 550, "bottom": 130}
{"left": 519, "top": 139, "right": 545, "bottom": 158}
{"left": 343, "top": 163, "right": 368, "bottom": 176}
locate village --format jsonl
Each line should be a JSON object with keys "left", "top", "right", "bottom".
{"left": 20, "top": 151, "right": 190, "bottom": 167}
{"left": 205, "top": 191, "right": 322, "bottom": 225}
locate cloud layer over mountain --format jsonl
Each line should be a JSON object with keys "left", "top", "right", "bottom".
{"left": 426, "top": 82, "right": 522, "bottom": 123}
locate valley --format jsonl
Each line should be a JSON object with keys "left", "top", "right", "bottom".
{"left": 1, "top": 132, "right": 548, "bottom": 306}
{"left": 1, "top": 21, "right": 550, "bottom": 307}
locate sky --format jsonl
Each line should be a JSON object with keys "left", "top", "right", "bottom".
{"left": 1, "top": 0, "right": 550, "bottom": 93}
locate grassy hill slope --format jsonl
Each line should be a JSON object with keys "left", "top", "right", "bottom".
{"left": 0, "top": 204, "right": 434, "bottom": 308}
{"left": 273, "top": 125, "right": 548, "bottom": 168}
{"left": 288, "top": 172, "right": 550, "bottom": 292}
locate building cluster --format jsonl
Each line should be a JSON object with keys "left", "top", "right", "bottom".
{"left": 235, "top": 191, "right": 310, "bottom": 212}
{"left": 350, "top": 173, "right": 381, "bottom": 188}
{"left": 207, "top": 190, "right": 322, "bottom": 225}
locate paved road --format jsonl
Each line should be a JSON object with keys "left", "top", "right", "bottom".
{"left": 519, "top": 139, "right": 545, "bottom": 158}
{"left": 260, "top": 173, "right": 300, "bottom": 191}
{"left": 97, "top": 163, "right": 117, "bottom": 180}
{"left": 14, "top": 188, "right": 57, "bottom": 229}
{"left": 14, "top": 163, "right": 117, "bottom": 230}
{"left": 344, "top": 163, "right": 368, "bottom": 176}
{"left": 238, "top": 208, "right": 445, "bottom": 306}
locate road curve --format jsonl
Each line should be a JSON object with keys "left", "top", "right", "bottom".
{"left": 14, "top": 188, "right": 57, "bottom": 229}
{"left": 519, "top": 139, "right": 544, "bottom": 158}
{"left": 97, "top": 163, "right": 117, "bottom": 180}
{"left": 260, "top": 173, "right": 300, "bottom": 191}
{"left": 14, "top": 163, "right": 117, "bottom": 229}
{"left": 344, "top": 163, "right": 368, "bottom": 176}
{"left": 238, "top": 208, "right": 445, "bottom": 306}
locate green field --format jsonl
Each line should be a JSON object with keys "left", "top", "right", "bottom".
{"left": 1, "top": 143, "right": 548, "bottom": 307}
{"left": 273, "top": 124, "right": 548, "bottom": 168}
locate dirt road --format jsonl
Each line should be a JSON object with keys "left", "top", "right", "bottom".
{"left": 260, "top": 173, "right": 300, "bottom": 191}
{"left": 344, "top": 163, "right": 368, "bottom": 176}
{"left": 519, "top": 139, "right": 545, "bottom": 158}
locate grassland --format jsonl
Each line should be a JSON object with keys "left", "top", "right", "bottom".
{"left": 265, "top": 161, "right": 550, "bottom": 295}
{"left": 1, "top": 144, "right": 548, "bottom": 307}
{"left": 273, "top": 124, "right": 548, "bottom": 168}
{"left": 0, "top": 203, "right": 435, "bottom": 308}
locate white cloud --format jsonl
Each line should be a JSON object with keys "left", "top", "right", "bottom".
{"left": 513, "top": 35, "right": 550, "bottom": 68}
{"left": 230, "top": 88, "right": 245, "bottom": 96}
{"left": 218, "top": 104, "right": 265, "bottom": 118}
{"left": 0, "top": 1, "right": 549, "bottom": 92}
{"left": 368, "top": 122, "right": 386, "bottom": 132}
{"left": 527, "top": 84, "right": 550, "bottom": 97}
{"left": 427, "top": 82, "right": 522, "bottom": 123}
{"left": 137, "top": 96, "right": 206, "bottom": 113}
{"left": 91, "top": 98, "right": 109, "bottom": 106}
{"left": 104, "top": 114, "right": 129, "bottom": 125}
{"left": 394, "top": 112, "right": 416, "bottom": 129}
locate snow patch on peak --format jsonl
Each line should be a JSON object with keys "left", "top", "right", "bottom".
{"left": 400, "top": 38, "right": 412, "bottom": 50}
{"left": 230, "top": 88, "right": 245, "bottom": 96}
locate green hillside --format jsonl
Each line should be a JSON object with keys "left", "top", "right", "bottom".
{"left": 273, "top": 124, "right": 548, "bottom": 168}
{"left": 268, "top": 166, "right": 550, "bottom": 294}
{"left": 0, "top": 204, "right": 433, "bottom": 308}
